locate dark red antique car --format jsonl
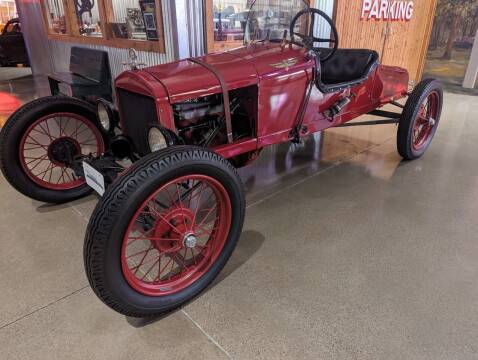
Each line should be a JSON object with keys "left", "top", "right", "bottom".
{"left": 0, "top": 1, "right": 443, "bottom": 317}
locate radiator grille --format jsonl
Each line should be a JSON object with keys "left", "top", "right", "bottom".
{"left": 117, "top": 89, "right": 158, "bottom": 156}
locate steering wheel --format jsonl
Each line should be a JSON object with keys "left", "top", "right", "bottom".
{"left": 290, "top": 8, "right": 339, "bottom": 62}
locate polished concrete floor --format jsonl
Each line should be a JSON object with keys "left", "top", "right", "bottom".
{"left": 0, "top": 84, "right": 477, "bottom": 359}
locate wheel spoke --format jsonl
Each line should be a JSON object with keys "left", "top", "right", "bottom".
{"left": 43, "top": 119, "right": 55, "bottom": 140}
{"left": 132, "top": 245, "right": 154, "bottom": 275}
{"left": 140, "top": 259, "right": 160, "bottom": 280}
{"left": 28, "top": 156, "right": 49, "bottom": 172}
{"left": 195, "top": 204, "right": 218, "bottom": 230}
{"left": 128, "top": 236, "right": 180, "bottom": 242}
{"left": 41, "top": 162, "right": 55, "bottom": 181}
{"left": 25, "top": 153, "right": 49, "bottom": 166}
{"left": 192, "top": 182, "right": 205, "bottom": 227}
{"left": 26, "top": 136, "right": 48, "bottom": 150}
{"left": 156, "top": 256, "right": 175, "bottom": 281}
{"left": 31, "top": 127, "right": 51, "bottom": 140}
{"left": 35, "top": 163, "right": 57, "bottom": 178}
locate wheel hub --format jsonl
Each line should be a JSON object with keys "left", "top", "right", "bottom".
{"left": 48, "top": 137, "right": 80, "bottom": 165}
{"left": 183, "top": 233, "right": 198, "bottom": 249}
{"left": 152, "top": 207, "right": 195, "bottom": 252}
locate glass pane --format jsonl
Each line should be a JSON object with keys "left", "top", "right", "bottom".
{"left": 74, "top": 0, "right": 102, "bottom": 37}
{"left": 211, "top": 0, "right": 249, "bottom": 51}
{"left": 246, "top": 0, "right": 310, "bottom": 43}
{"left": 108, "top": 0, "right": 160, "bottom": 41}
{"left": 44, "top": 0, "right": 67, "bottom": 34}
{"left": 0, "top": 0, "right": 18, "bottom": 25}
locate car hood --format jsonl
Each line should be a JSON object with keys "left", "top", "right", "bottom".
{"left": 143, "top": 43, "right": 308, "bottom": 103}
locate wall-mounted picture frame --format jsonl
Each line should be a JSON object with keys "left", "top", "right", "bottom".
{"left": 111, "top": 22, "right": 129, "bottom": 39}
{"left": 139, "top": 0, "right": 159, "bottom": 41}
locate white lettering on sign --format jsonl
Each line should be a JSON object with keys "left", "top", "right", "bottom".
{"left": 361, "top": 0, "right": 414, "bottom": 21}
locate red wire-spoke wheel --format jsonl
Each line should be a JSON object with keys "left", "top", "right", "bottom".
{"left": 411, "top": 91, "right": 440, "bottom": 151}
{"left": 19, "top": 112, "right": 105, "bottom": 190}
{"left": 397, "top": 79, "right": 443, "bottom": 160}
{"left": 121, "top": 174, "right": 232, "bottom": 296}
{"left": 1, "top": 96, "right": 107, "bottom": 203}
{"left": 84, "top": 147, "right": 245, "bottom": 318}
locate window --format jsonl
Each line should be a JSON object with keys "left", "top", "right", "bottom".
{"left": 41, "top": 0, "right": 165, "bottom": 53}
{"left": 42, "top": 0, "right": 67, "bottom": 35}
{"left": 205, "top": 0, "right": 311, "bottom": 53}
{"left": 74, "top": 0, "right": 103, "bottom": 37}
{"left": 105, "top": 0, "right": 161, "bottom": 42}
{"left": 206, "top": 0, "right": 249, "bottom": 52}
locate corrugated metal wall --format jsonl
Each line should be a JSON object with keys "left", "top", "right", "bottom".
{"left": 312, "top": 0, "right": 335, "bottom": 42}
{"left": 186, "top": 0, "right": 206, "bottom": 57}
{"left": 314, "top": 0, "right": 334, "bottom": 17}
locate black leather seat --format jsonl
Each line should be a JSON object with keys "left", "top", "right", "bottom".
{"left": 319, "top": 49, "right": 379, "bottom": 86}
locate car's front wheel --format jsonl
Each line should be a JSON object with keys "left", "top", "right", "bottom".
{"left": 84, "top": 146, "right": 245, "bottom": 317}
{"left": 0, "top": 96, "right": 106, "bottom": 203}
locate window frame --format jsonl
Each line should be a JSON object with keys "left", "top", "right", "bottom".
{"left": 41, "top": 0, "right": 165, "bottom": 53}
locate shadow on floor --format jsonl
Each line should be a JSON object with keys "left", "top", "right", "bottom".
{"left": 125, "top": 229, "right": 265, "bottom": 328}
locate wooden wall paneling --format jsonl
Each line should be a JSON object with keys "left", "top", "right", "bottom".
{"left": 63, "top": 0, "right": 80, "bottom": 36}
{"left": 205, "top": 0, "right": 214, "bottom": 53}
{"left": 333, "top": 0, "right": 388, "bottom": 56}
{"left": 100, "top": 0, "right": 114, "bottom": 39}
{"left": 335, "top": 0, "right": 437, "bottom": 83}
{"left": 381, "top": 0, "right": 437, "bottom": 82}
{"left": 39, "top": 1, "right": 52, "bottom": 34}
{"left": 154, "top": 0, "right": 166, "bottom": 53}
{"left": 97, "top": 0, "right": 111, "bottom": 39}
{"left": 416, "top": 0, "right": 438, "bottom": 82}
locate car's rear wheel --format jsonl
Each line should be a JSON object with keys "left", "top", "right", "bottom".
{"left": 84, "top": 146, "right": 245, "bottom": 317}
{"left": 397, "top": 79, "right": 443, "bottom": 160}
{"left": 0, "top": 96, "right": 106, "bottom": 203}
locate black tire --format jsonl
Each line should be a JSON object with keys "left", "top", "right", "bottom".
{"left": 0, "top": 96, "right": 107, "bottom": 203}
{"left": 397, "top": 79, "right": 443, "bottom": 160}
{"left": 84, "top": 146, "right": 246, "bottom": 317}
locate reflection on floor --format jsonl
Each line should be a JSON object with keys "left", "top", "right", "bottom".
{"left": 0, "top": 73, "right": 50, "bottom": 127}
{"left": 240, "top": 118, "right": 401, "bottom": 204}
{"left": 0, "top": 67, "right": 32, "bottom": 81}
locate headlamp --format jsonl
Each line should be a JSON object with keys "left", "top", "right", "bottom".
{"left": 148, "top": 127, "right": 169, "bottom": 152}
{"left": 96, "top": 99, "right": 114, "bottom": 132}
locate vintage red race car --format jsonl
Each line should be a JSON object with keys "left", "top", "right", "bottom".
{"left": 0, "top": 1, "right": 443, "bottom": 317}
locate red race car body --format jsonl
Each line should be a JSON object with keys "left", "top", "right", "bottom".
{"left": 115, "top": 42, "right": 408, "bottom": 159}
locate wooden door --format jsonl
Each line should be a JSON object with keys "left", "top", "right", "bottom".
{"left": 334, "top": 1, "right": 388, "bottom": 56}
